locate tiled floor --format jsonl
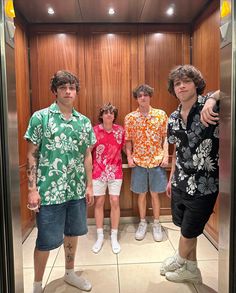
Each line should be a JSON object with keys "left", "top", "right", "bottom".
{"left": 23, "top": 222, "right": 218, "bottom": 293}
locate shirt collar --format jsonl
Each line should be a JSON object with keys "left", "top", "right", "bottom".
{"left": 49, "top": 102, "right": 80, "bottom": 117}
{"left": 136, "top": 106, "right": 154, "bottom": 117}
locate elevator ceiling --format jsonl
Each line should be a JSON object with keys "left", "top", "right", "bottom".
{"left": 14, "top": 0, "right": 212, "bottom": 24}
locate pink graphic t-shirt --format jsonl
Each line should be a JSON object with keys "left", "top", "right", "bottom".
{"left": 92, "top": 124, "right": 125, "bottom": 181}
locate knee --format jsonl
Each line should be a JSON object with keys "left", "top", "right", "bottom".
{"left": 110, "top": 196, "right": 120, "bottom": 208}
{"left": 95, "top": 198, "right": 105, "bottom": 209}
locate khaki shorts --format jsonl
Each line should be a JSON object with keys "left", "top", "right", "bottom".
{"left": 93, "top": 179, "right": 123, "bottom": 196}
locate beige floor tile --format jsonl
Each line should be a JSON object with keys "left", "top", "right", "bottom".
{"left": 119, "top": 263, "right": 197, "bottom": 293}
{"left": 163, "top": 225, "right": 218, "bottom": 261}
{"left": 54, "top": 233, "right": 117, "bottom": 267}
{"left": 23, "top": 267, "right": 51, "bottom": 293}
{"left": 117, "top": 230, "right": 175, "bottom": 264}
{"left": 194, "top": 260, "right": 218, "bottom": 293}
{"left": 22, "top": 234, "right": 61, "bottom": 268}
{"left": 44, "top": 265, "right": 119, "bottom": 293}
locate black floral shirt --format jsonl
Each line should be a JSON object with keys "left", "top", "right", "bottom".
{"left": 168, "top": 95, "right": 219, "bottom": 197}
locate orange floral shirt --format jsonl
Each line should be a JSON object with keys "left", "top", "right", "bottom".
{"left": 124, "top": 107, "right": 168, "bottom": 168}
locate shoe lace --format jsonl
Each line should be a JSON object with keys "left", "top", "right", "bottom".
{"left": 138, "top": 222, "right": 146, "bottom": 233}
{"left": 153, "top": 223, "right": 161, "bottom": 233}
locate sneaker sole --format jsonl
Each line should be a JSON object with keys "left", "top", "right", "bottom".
{"left": 64, "top": 278, "right": 92, "bottom": 292}
{"left": 165, "top": 276, "right": 202, "bottom": 284}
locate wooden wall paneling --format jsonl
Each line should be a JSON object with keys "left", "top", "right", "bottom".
{"left": 83, "top": 25, "right": 138, "bottom": 218}
{"left": 15, "top": 19, "right": 34, "bottom": 237}
{"left": 192, "top": 6, "right": 220, "bottom": 244}
{"left": 30, "top": 32, "right": 78, "bottom": 112}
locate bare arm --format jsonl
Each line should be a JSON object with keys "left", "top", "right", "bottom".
{"left": 200, "top": 90, "right": 220, "bottom": 127}
{"left": 160, "top": 137, "right": 169, "bottom": 168}
{"left": 26, "top": 141, "right": 41, "bottom": 212}
{"left": 125, "top": 140, "right": 136, "bottom": 167}
{"left": 166, "top": 145, "right": 176, "bottom": 198}
{"left": 84, "top": 147, "right": 94, "bottom": 206}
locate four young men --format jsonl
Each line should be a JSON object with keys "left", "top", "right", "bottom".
{"left": 26, "top": 65, "right": 219, "bottom": 292}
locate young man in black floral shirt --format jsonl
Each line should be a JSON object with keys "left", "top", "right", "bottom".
{"left": 160, "top": 65, "right": 220, "bottom": 283}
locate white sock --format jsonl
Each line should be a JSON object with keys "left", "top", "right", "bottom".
{"left": 33, "top": 281, "right": 42, "bottom": 293}
{"left": 111, "top": 229, "right": 121, "bottom": 254}
{"left": 154, "top": 219, "right": 160, "bottom": 225}
{"left": 140, "top": 219, "right": 146, "bottom": 223}
{"left": 92, "top": 228, "right": 104, "bottom": 253}
{"left": 187, "top": 260, "right": 198, "bottom": 272}
{"left": 176, "top": 253, "right": 186, "bottom": 265}
{"left": 64, "top": 269, "right": 92, "bottom": 291}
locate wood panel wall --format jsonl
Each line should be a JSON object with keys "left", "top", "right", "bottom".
{"left": 27, "top": 24, "right": 190, "bottom": 219}
{"left": 192, "top": 2, "right": 220, "bottom": 244}
{"left": 14, "top": 19, "right": 35, "bottom": 238}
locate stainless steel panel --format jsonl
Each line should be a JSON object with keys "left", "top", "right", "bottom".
{"left": 219, "top": 42, "right": 232, "bottom": 293}
{"left": 0, "top": 0, "right": 23, "bottom": 291}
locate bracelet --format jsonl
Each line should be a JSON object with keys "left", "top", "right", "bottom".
{"left": 27, "top": 204, "right": 39, "bottom": 211}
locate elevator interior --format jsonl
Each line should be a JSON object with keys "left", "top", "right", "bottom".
{"left": 2, "top": 0, "right": 236, "bottom": 292}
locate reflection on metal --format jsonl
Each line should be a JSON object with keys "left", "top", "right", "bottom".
{"left": 0, "top": 0, "right": 23, "bottom": 292}
{"left": 219, "top": 0, "right": 236, "bottom": 292}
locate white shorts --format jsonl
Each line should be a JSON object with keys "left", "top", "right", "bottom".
{"left": 93, "top": 179, "right": 123, "bottom": 196}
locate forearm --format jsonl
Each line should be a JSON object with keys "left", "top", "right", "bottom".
{"left": 169, "top": 146, "right": 176, "bottom": 181}
{"left": 84, "top": 147, "right": 93, "bottom": 187}
{"left": 26, "top": 142, "right": 39, "bottom": 192}
{"left": 163, "top": 137, "right": 169, "bottom": 157}
{"left": 208, "top": 90, "right": 220, "bottom": 102}
{"left": 125, "top": 140, "right": 133, "bottom": 158}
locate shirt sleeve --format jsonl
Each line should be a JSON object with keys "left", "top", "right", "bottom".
{"left": 167, "top": 115, "right": 177, "bottom": 144}
{"left": 124, "top": 115, "right": 132, "bottom": 141}
{"left": 86, "top": 120, "right": 97, "bottom": 147}
{"left": 24, "top": 111, "right": 43, "bottom": 145}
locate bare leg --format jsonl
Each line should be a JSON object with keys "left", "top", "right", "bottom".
{"left": 178, "top": 235, "right": 197, "bottom": 261}
{"left": 34, "top": 248, "right": 50, "bottom": 282}
{"left": 110, "top": 195, "right": 120, "bottom": 229}
{"left": 64, "top": 236, "right": 92, "bottom": 291}
{"left": 137, "top": 192, "right": 147, "bottom": 219}
{"left": 94, "top": 195, "right": 106, "bottom": 229}
{"left": 150, "top": 191, "right": 160, "bottom": 220}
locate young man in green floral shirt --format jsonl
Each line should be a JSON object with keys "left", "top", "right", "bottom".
{"left": 25, "top": 70, "right": 96, "bottom": 293}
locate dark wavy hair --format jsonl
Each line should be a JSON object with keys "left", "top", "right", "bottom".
{"left": 132, "top": 84, "right": 154, "bottom": 99}
{"left": 98, "top": 102, "right": 118, "bottom": 123}
{"left": 168, "top": 65, "right": 206, "bottom": 98}
{"left": 50, "top": 70, "right": 80, "bottom": 93}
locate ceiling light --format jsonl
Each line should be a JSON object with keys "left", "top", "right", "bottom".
{"left": 108, "top": 8, "right": 115, "bottom": 15}
{"left": 166, "top": 6, "right": 174, "bottom": 16}
{"left": 48, "top": 7, "right": 55, "bottom": 15}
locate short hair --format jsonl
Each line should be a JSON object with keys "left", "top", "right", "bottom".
{"left": 133, "top": 84, "right": 154, "bottom": 99}
{"left": 98, "top": 102, "right": 118, "bottom": 123}
{"left": 50, "top": 70, "right": 80, "bottom": 93}
{"left": 168, "top": 65, "right": 206, "bottom": 97}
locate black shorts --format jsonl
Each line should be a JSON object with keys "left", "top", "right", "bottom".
{"left": 171, "top": 186, "right": 218, "bottom": 239}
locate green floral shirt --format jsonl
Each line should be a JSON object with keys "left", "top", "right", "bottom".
{"left": 24, "top": 103, "right": 96, "bottom": 205}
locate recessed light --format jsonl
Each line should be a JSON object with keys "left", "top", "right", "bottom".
{"left": 166, "top": 6, "right": 174, "bottom": 16}
{"left": 48, "top": 7, "right": 55, "bottom": 15}
{"left": 108, "top": 8, "right": 115, "bottom": 15}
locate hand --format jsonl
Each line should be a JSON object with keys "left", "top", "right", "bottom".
{"left": 166, "top": 181, "right": 172, "bottom": 198}
{"left": 160, "top": 156, "right": 169, "bottom": 168}
{"left": 28, "top": 190, "right": 41, "bottom": 213}
{"left": 127, "top": 156, "right": 136, "bottom": 168}
{"left": 200, "top": 98, "right": 219, "bottom": 127}
{"left": 86, "top": 185, "right": 94, "bottom": 206}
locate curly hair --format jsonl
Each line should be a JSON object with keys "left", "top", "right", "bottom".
{"left": 168, "top": 65, "right": 206, "bottom": 97}
{"left": 50, "top": 70, "right": 80, "bottom": 93}
{"left": 132, "top": 84, "right": 154, "bottom": 99}
{"left": 98, "top": 102, "right": 118, "bottom": 123}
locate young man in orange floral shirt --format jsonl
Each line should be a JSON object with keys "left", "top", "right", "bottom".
{"left": 125, "top": 84, "right": 169, "bottom": 242}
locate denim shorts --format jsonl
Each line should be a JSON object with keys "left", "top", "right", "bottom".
{"left": 131, "top": 165, "right": 167, "bottom": 193}
{"left": 171, "top": 186, "right": 218, "bottom": 238}
{"left": 93, "top": 179, "right": 123, "bottom": 196}
{"left": 36, "top": 198, "right": 88, "bottom": 251}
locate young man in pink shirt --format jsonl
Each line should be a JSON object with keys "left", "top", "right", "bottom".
{"left": 92, "top": 103, "right": 125, "bottom": 254}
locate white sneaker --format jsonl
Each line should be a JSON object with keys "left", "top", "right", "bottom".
{"left": 64, "top": 273, "right": 92, "bottom": 291}
{"left": 165, "top": 264, "right": 202, "bottom": 284}
{"left": 160, "top": 254, "right": 182, "bottom": 275}
{"left": 153, "top": 222, "right": 163, "bottom": 242}
{"left": 135, "top": 221, "right": 147, "bottom": 240}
